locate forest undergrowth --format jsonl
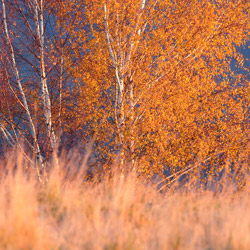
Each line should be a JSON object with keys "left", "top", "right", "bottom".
{"left": 0, "top": 151, "right": 249, "bottom": 250}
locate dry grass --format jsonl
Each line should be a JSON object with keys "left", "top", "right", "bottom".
{"left": 0, "top": 152, "right": 249, "bottom": 250}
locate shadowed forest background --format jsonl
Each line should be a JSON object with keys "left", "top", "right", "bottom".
{"left": 0, "top": 1, "right": 250, "bottom": 249}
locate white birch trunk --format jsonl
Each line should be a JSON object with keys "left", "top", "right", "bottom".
{"left": 104, "top": 3, "right": 125, "bottom": 168}
{"left": 104, "top": 1, "right": 146, "bottom": 169}
{"left": 34, "top": 0, "right": 58, "bottom": 167}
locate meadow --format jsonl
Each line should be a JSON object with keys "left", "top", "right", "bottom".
{"left": 0, "top": 151, "right": 249, "bottom": 250}
{"left": 0, "top": 1, "right": 250, "bottom": 249}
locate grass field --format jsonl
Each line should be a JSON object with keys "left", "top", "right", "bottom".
{"left": 0, "top": 152, "right": 249, "bottom": 250}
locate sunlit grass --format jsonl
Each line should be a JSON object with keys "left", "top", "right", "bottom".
{"left": 0, "top": 152, "right": 249, "bottom": 250}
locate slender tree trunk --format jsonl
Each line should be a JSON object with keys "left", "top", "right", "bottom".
{"left": 116, "top": 70, "right": 125, "bottom": 168}
{"left": 104, "top": 0, "right": 146, "bottom": 170}
{"left": 34, "top": 0, "right": 58, "bottom": 168}
{"left": 104, "top": 3, "right": 126, "bottom": 169}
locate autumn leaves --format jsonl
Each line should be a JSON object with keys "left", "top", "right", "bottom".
{"left": 0, "top": 0, "right": 249, "bottom": 182}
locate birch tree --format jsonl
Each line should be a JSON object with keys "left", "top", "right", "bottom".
{"left": 0, "top": 0, "right": 47, "bottom": 181}
{"left": 63, "top": 0, "right": 250, "bottom": 177}
{"left": 32, "top": 0, "right": 58, "bottom": 166}
{"left": 0, "top": 0, "right": 72, "bottom": 177}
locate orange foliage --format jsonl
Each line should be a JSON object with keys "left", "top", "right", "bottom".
{"left": 58, "top": 0, "right": 250, "bottom": 178}
{"left": 0, "top": 0, "right": 249, "bottom": 182}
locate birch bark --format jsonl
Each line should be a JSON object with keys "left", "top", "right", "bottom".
{"left": 104, "top": 2, "right": 125, "bottom": 168}
{"left": 33, "top": 0, "right": 58, "bottom": 168}
{"left": 104, "top": 0, "right": 147, "bottom": 170}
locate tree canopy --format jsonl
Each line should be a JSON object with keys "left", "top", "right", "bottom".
{"left": 0, "top": 0, "right": 250, "bottom": 183}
